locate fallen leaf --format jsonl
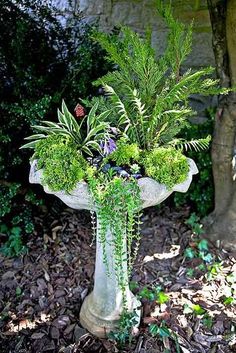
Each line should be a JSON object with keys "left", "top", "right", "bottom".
{"left": 31, "top": 332, "right": 45, "bottom": 340}
{"left": 50, "top": 326, "right": 60, "bottom": 340}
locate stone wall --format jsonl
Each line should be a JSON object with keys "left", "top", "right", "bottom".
{"left": 51, "top": 0, "right": 214, "bottom": 68}
{"left": 53, "top": 0, "right": 214, "bottom": 69}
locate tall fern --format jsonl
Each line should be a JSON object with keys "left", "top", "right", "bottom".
{"left": 92, "top": 1, "right": 228, "bottom": 151}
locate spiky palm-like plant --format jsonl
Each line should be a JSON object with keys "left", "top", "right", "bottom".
{"left": 91, "top": 1, "right": 228, "bottom": 152}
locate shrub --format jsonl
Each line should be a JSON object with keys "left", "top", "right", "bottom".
{"left": 0, "top": 183, "right": 42, "bottom": 256}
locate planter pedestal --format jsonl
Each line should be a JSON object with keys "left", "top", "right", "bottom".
{"left": 80, "top": 219, "right": 141, "bottom": 337}
{"left": 29, "top": 158, "right": 198, "bottom": 338}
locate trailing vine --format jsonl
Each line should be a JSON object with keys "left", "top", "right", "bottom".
{"left": 87, "top": 173, "right": 142, "bottom": 305}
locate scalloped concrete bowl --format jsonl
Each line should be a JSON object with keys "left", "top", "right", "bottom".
{"left": 29, "top": 158, "right": 198, "bottom": 210}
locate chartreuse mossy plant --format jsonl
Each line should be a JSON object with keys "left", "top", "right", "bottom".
{"left": 105, "top": 139, "right": 141, "bottom": 165}
{"left": 34, "top": 135, "right": 90, "bottom": 193}
{"left": 142, "top": 147, "right": 189, "bottom": 189}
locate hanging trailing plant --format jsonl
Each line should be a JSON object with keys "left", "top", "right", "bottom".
{"left": 87, "top": 171, "right": 142, "bottom": 301}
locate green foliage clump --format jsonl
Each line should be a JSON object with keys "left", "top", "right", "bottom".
{"left": 109, "top": 310, "right": 139, "bottom": 346}
{"left": 0, "top": 184, "right": 41, "bottom": 256}
{"left": 34, "top": 135, "right": 89, "bottom": 192}
{"left": 142, "top": 148, "right": 189, "bottom": 189}
{"left": 0, "top": 225, "right": 26, "bottom": 257}
{"left": 106, "top": 139, "right": 140, "bottom": 165}
{"left": 0, "top": 183, "right": 20, "bottom": 218}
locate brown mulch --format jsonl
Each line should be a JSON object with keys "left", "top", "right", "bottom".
{"left": 0, "top": 204, "right": 235, "bottom": 353}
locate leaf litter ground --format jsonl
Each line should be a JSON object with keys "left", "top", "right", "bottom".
{"left": 0, "top": 203, "right": 235, "bottom": 353}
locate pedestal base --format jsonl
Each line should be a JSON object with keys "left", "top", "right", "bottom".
{"left": 79, "top": 292, "right": 141, "bottom": 338}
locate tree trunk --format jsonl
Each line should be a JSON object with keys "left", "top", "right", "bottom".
{"left": 206, "top": 0, "right": 236, "bottom": 250}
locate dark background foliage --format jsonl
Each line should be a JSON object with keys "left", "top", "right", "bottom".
{"left": 0, "top": 0, "right": 111, "bottom": 254}
{"left": 173, "top": 111, "right": 214, "bottom": 217}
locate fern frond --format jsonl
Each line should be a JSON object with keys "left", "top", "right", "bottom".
{"left": 168, "top": 135, "right": 211, "bottom": 152}
{"left": 157, "top": 0, "right": 193, "bottom": 76}
{"left": 129, "top": 88, "right": 149, "bottom": 148}
{"left": 103, "top": 84, "right": 130, "bottom": 128}
{"left": 131, "top": 89, "right": 148, "bottom": 118}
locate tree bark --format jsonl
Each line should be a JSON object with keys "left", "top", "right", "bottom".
{"left": 206, "top": 0, "right": 236, "bottom": 250}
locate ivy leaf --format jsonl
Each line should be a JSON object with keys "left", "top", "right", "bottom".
{"left": 155, "top": 285, "right": 163, "bottom": 293}
{"left": 129, "top": 281, "right": 139, "bottom": 291}
{"left": 199, "top": 252, "right": 213, "bottom": 263}
{"left": 198, "top": 263, "right": 206, "bottom": 271}
{"left": 16, "top": 287, "right": 22, "bottom": 296}
{"left": 202, "top": 314, "right": 213, "bottom": 329}
{"left": 184, "top": 247, "right": 196, "bottom": 259}
{"left": 185, "top": 213, "right": 200, "bottom": 226}
{"left": 11, "top": 227, "right": 21, "bottom": 236}
{"left": 186, "top": 268, "right": 195, "bottom": 277}
{"left": 158, "top": 326, "right": 171, "bottom": 337}
{"left": 183, "top": 304, "right": 193, "bottom": 314}
{"left": 139, "top": 287, "right": 154, "bottom": 300}
{"left": 149, "top": 323, "right": 159, "bottom": 336}
{"left": 149, "top": 322, "right": 171, "bottom": 338}
{"left": 198, "top": 239, "right": 209, "bottom": 251}
{"left": 156, "top": 291, "right": 169, "bottom": 304}
{"left": 192, "top": 304, "right": 206, "bottom": 315}
{"left": 223, "top": 297, "right": 234, "bottom": 305}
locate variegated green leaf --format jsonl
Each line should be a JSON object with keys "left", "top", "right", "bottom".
{"left": 20, "top": 140, "right": 40, "bottom": 149}
{"left": 87, "top": 101, "right": 99, "bottom": 132}
{"left": 24, "top": 134, "right": 46, "bottom": 140}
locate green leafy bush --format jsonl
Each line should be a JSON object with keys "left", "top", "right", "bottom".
{"left": 34, "top": 135, "right": 89, "bottom": 192}
{"left": 0, "top": 183, "right": 42, "bottom": 255}
{"left": 0, "top": 183, "right": 20, "bottom": 218}
{"left": 0, "top": 225, "right": 26, "bottom": 257}
{"left": 142, "top": 147, "right": 189, "bottom": 189}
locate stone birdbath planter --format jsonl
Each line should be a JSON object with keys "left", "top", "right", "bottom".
{"left": 21, "top": 3, "right": 222, "bottom": 340}
{"left": 29, "top": 158, "right": 198, "bottom": 338}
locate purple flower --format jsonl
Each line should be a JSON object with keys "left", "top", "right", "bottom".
{"left": 100, "top": 138, "right": 117, "bottom": 156}
{"left": 110, "top": 127, "right": 119, "bottom": 135}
